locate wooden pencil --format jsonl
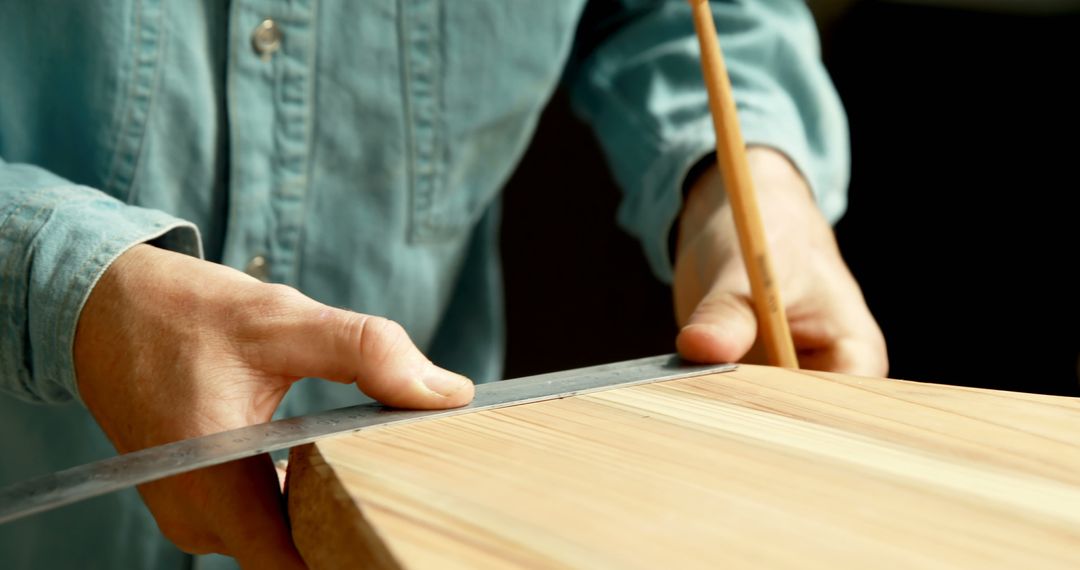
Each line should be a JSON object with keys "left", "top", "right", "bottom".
{"left": 687, "top": 0, "right": 799, "bottom": 367}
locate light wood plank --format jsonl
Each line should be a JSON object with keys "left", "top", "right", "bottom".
{"left": 288, "top": 365, "right": 1080, "bottom": 569}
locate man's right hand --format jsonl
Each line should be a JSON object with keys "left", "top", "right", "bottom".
{"left": 73, "top": 244, "right": 474, "bottom": 568}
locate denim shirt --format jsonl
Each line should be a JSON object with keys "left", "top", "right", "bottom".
{"left": 0, "top": 1, "right": 847, "bottom": 567}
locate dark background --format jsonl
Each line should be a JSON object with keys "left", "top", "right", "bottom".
{"left": 500, "top": 1, "right": 1080, "bottom": 396}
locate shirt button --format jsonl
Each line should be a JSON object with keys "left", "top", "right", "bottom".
{"left": 245, "top": 255, "right": 271, "bottom": 282}
{"left": 251, "top": 19, "right": 282, "bottom": 60}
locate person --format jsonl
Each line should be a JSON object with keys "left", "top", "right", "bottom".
{"left": 0, "top": 1, "right": 886, "bottom": 568}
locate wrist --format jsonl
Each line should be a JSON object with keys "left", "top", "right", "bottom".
{"left": 73, "top": 245, "right": 230, "bottom": 406}
{"left": 681, "top": 147, "right": 828, "bottom": 241}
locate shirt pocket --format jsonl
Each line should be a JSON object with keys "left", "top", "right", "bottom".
{"left": 401, "top": 0, "right": 581, "bottom": 243}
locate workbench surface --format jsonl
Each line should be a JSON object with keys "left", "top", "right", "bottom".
{"left": 286, "top": 365, "right": 1080, "bottom": 569}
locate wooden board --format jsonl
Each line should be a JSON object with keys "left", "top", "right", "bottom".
{"left": 286, "top": 365, "right": 1080, "bottom": 569}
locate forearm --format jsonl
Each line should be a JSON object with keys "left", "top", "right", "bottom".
{"left": 567, "top": 0, "right": 849, "bottom": 281}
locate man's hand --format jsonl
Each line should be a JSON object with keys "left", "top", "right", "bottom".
{"left": 674, "top": 147, "right": 888, "bottom": 376}
{"left": 74, "top": 244, "right": 473, "bottom": 568}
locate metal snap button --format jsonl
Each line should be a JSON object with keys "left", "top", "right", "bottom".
{"left": 245, "top": 255, "right": 271, "bottom": 282}
{"left": 251, "top": 19, "right": 282, "bottom": 60}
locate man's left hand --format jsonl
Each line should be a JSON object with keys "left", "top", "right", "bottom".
{"left": 673, "top": 147, "right": 888, "bottom": 376}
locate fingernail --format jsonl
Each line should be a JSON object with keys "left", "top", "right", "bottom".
{"left": 422, "top": 368, "right": 469, "bottom": 397}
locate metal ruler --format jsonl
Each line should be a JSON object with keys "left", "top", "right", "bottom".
{"left": 0, "top": 355, "right": 734, "bottom": 525}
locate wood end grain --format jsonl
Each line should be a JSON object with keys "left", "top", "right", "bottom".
{"left": 287, "top": 443, "right": 403, "bottom": 570}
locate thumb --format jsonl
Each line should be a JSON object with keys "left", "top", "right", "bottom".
{"left": 676, "top": 288, "right": 758, "bottom": 364}
{"left": 249, "top": 287, "right": 474, "bottom": 409}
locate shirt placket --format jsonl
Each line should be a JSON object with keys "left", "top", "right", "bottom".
{"left": 402, "top": 0, "right": 443, "bottom": 242}
{"left": 224, "top": 0, "right": 317, "bottom": 285}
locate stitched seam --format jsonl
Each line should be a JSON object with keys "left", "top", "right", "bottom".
{"left": 398, "top": 0, "right": 419, "bottom": 242}
{"left": 224, "top": 0, "right": 244, "bottom": 266}
{"left": 294, "top": 0, "right": 320, "bottom": 286}
{"left": 122, "top": 0, "right": 168, "bottom": 204}
{"left": 103, "top": 0, "right": 144, "bottom": 192}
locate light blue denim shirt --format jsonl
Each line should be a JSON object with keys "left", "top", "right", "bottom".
{"left": 0, "top": 1, "right": 847, "bottom": 567}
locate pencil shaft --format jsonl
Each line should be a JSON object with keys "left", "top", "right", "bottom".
{"left": 688, "top": 0, "right": 798, "bottom": 367}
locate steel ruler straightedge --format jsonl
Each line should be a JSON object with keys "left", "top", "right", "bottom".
{"left": 0, "top": 355, "right": 735, "bottom": 525}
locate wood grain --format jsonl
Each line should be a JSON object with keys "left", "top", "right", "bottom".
{"left": 287, "top": 365, "right": 1080, "bottom": 569}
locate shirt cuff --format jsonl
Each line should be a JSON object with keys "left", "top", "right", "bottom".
{"left": 615, "top": 96, "right": 846, "bottom": 286}
{"left": 0, "top": 185, "right": 203, "bottom": 405}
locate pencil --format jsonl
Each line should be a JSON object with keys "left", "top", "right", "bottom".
{"left": 687, "top": 0, "right": 799, "bottom": 368}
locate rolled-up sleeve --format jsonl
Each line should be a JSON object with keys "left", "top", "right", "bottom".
{"left": 0, "top": 160, "right": 202, "bottom": 404}
{"left": 566, "top": 0, "right": 850, "bottom": 282}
